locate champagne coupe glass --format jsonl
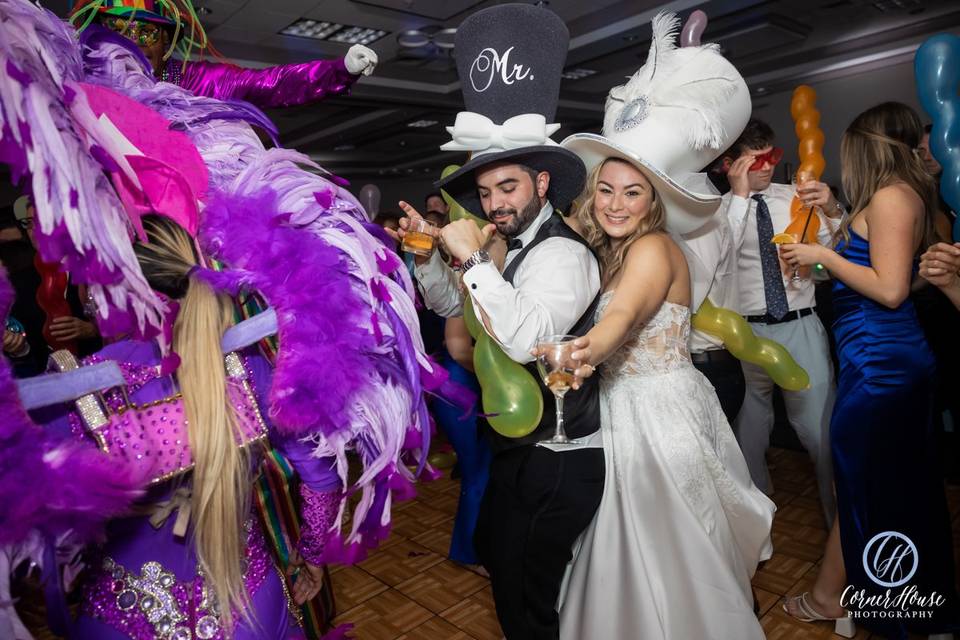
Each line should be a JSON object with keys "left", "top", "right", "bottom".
{"left": 535, "top": 334, "right": 580, "bottom": 446}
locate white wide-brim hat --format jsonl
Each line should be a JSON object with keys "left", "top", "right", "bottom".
{"left": 562, "top": 12, "right": 750, "bottom": 235}
{"left": 561, "top": 132, "right": 721, "bottom": 235}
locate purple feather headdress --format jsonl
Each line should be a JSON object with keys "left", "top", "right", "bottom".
{"left": 0, "top": 0, "right": 466, "bottom": 558}
{"left": 78, "top": 28, "right": 440, "bottom": 554}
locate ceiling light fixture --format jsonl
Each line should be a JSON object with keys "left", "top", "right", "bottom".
{"left": 561, "top": 68, "right": 597, "bottom": 80}
{"left": 407, "top": 119, "right": 439, "bottom": 128}
{"left": 397, "top": 27, "right": 457, "bottom": 50}
{"left": 280, "top": 19, "right": 388, "bottom": 45}
{"left": 329, "top": 26, "right": 389, "bottom": 45}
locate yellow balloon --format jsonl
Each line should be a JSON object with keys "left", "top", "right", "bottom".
{"left": 428, "top": 451, "right": 457, "bottom": 469}
{"left": 438, "top": 171, "right": 544, "bottom": 438}
{"left": 464, "top": 298, "right": 543, "bottom": 438}
{"left": 440, "top": 165, "right": 489, "bottom": 228}
{"left": 692, "top": 299, "right": 810, "bottom": 391}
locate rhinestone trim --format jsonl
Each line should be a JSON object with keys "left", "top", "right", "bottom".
{"left": 614, "top": 95, "right": 652, "bottom": 132}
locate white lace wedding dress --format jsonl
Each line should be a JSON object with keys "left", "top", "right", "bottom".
{"left": 559, "top": 294, "right": 775, "bottom": 640}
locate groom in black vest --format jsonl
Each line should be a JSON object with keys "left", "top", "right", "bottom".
{"left": 400, "top": 5, "right": 604, "bottom": 638}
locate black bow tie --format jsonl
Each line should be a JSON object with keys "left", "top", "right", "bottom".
{"left": 507, "top": 238, "right": 523, "bottom": 251}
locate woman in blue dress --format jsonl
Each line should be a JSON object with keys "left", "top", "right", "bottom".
{"left": 781, "top": 102, "right": 958, "bottom": 639}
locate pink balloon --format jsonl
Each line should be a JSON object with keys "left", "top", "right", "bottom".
{"left": 681, "top": 10, "right": 708, "bottom": 48}
{"left": 358, "top": 183, "right": 381, "bottom": 220}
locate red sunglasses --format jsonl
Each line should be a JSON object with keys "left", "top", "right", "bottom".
{"left": 748, "top": 147, "right": 784, "bottom": 171}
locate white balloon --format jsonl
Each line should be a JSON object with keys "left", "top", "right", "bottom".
{"left": 358, "top": 184, "right": 381, "bottom": 220}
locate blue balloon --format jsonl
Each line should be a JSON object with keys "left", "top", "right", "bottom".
{"left": 915, "top": 34, "right": 960, "bottom": 239}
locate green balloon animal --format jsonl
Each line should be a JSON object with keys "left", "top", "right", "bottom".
{"left": 440, "top": 165, "right": 544, "bottom": 438}
{"left": 692, "top": 299, "right": 810, "bottom": 391}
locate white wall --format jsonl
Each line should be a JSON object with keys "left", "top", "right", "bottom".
{"left": 751, "top": 60, "right": 924, "bottom": 191}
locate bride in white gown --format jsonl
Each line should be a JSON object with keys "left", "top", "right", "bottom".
{"left": 553, "top": 15, "right": 775, "bottom": 638}
{"left": 554, "top": 158, "right": 775, "bottom": 639}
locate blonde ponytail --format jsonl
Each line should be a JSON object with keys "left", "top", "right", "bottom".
{"left": 134, "top": 215, "right": 252, "bottom": 631}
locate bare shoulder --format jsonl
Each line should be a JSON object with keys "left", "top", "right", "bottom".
{"left": 624, "top": 232, "right": 674, "bottom": 261}
{"left": 867, "top": 183, "right": 923, "bottom": 217}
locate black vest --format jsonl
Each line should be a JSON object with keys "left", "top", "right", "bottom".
{"left": 488, "top": 214, "right": 602, "bottom": 452}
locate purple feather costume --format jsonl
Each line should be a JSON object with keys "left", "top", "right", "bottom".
{"left": 161, "top": 56, "right": 358, "bottom": 108}
{"left": 0, "top": 0, "right": 463, "bottom": 636}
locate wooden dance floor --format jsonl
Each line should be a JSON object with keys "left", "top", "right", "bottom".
{"left": 333, "top": 447, "right": 960, "bottom": 639}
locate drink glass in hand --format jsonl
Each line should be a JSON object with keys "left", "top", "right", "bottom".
{"left": 535, "top": 334, "right": 580, "bottom": 446}
{"left": 788, "top": 169, "right": 818, "bottom": 283}
{"left": 772, "top": 231, "right": 803, "bottom": 283}
{"left": 402, "top": 217, "right": 438, "bottom": 257}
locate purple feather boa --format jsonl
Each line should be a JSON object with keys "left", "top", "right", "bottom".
{"left": 0, "top": 268, "right": 143, "bottom": 545}
{"left": 201, "top": 188, "right": 380, "bottom": 437}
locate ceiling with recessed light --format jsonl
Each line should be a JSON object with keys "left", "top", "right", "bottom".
{"left": 25, "top": 0, "right": 960, "bottom": 191}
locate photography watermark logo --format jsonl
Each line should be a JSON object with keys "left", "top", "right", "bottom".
{"left": 840, "top": 531, "right": 946, "bottom": 621}
{"left": 863, "top": 530, "right": 918, "bottom": 587}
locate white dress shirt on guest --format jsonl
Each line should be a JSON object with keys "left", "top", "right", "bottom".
{"left": 722, "top": 182, "right": 839, "bottom": 316}
{"left": 414, "top": 201, "right": 601, "bottom": 364}
{"left": 677, "top": 214, "right": 740, "bottom": 353}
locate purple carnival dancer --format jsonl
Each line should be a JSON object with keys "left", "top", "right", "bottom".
{"left": 70, "top": 0, "right": 378, "bottom": 108}
{"left": 0, "top": 0, "right": 464, "bottom": 637}
{"left": 33, "top": 213, "right": 341, "bottom": 640}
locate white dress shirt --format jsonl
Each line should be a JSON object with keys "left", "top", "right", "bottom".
{"left": 414, "top": 202, "right": 601, "bottom": 364}
{"left": 723, "top": 182, "right": 839, "bottom": 316}
{"left": 676, "top": 213, "right": 740, "bottom": 353}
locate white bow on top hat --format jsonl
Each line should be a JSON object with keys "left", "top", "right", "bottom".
{"left": 436, "top": 3, "right": 587, "bottom": 215}
{"left": 562, "top": 12, "right": 752, "bottom": 235}
{"left": 441, "top": 113, "right": 562, "bottom": 155}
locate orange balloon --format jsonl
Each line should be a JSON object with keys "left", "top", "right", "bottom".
{"left": 798, "top": 130, "right": 825, "bottom": 158}
{"left": 790, "top": 85, "right": 817, "bottom": 120}
{"left": 795, "top": 114, "right": 821, "bottom": 138}
{"left": 784, "top": 84, "right": 826, "bottom": 243}
{"left": 799, "top": 154, "right": 826, "bottom": 178}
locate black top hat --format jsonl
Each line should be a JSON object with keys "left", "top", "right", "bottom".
{"left": 436, "top": 3, "right": 586, "bottom": 215}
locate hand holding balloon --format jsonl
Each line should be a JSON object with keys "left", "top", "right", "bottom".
{"left": 420, "top": 167, "right": 543, "bottom": 438}
{"left": 785, "top": 85, "right": 825, "bottom": 245}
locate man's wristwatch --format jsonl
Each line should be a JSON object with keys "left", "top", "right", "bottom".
{"left": 460, "top": 249, "right": 491, "bottom": 273}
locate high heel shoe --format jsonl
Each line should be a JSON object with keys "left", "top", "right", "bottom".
{"left": 782, "top": 592, "right": 856, "bottom": 638}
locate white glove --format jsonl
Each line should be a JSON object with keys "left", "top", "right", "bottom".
{"left": 344, "top": 44, "right": 378, "bottom": 76}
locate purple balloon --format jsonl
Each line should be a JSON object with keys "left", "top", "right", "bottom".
{"left": 358, "top": 183, "right": 381, "bottom": 220}
{"left": 681, "top": 10, "right": 708, "bottom": 48}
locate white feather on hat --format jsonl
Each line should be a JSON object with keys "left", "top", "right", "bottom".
{"left": 606, "top": 12, "right": 741, "bottom": 151}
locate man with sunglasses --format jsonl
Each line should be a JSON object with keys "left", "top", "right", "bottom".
{"left": 72, "top": 0, "right": 377, "bottom": 109}
{"left": 718, "top": 118, "right": 843, "bottom": 527}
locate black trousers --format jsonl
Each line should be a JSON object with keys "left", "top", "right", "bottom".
{"left": 474, "top": 445, "right": 604, "bottom": 640}
{"left": 693, "top": 349, "right": 746, "bottom": 425}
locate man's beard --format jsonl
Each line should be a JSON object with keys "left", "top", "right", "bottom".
{"left": 488, "top": 193, "right": 542, "bottom": 237}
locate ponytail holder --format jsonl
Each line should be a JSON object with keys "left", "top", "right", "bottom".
{"left": 186, "top": 265, "right": 201, "bottom": 278}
